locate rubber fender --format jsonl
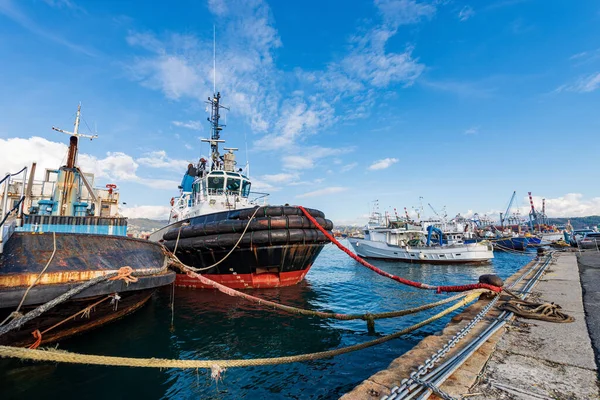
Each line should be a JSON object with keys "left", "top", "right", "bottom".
{"left": 236, "top": 206, "right": 325, "bottom": 220}
{"left": 164, "top": 228, "right": 331, "bottom": 250}
{"left": 163, "top": 216, "right": 333, "bottom": 240}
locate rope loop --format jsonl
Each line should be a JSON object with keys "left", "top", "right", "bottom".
{"left": 29, "top": 330, "right": 42, "bottom": 349}
{"left": 108, "top": 266, "right": 138, "bottom": 285}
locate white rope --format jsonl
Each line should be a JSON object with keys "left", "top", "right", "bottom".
{"left": 173, "top": 206, "right": 262, "bottom": 272}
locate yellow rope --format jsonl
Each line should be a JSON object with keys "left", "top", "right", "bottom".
{"left": 0, "top": 292, "right": 481, "bottom": 368}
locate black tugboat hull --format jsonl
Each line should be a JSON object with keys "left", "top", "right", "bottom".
{"left": 154, "top": 206, "right": 332, "bottom": 289}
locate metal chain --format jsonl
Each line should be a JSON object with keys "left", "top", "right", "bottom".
{"left": 410, "top": 377, "right": 457, "bottom": 400}
{"left": 383, "top": 296, "right": 500, "bottom": 399}
{"left": 383, "top": 254, "right": 551, "bottom": 400}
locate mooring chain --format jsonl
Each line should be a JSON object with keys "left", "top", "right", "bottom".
{"left": 383, "top": 295, "right": 501, "bottom": 399}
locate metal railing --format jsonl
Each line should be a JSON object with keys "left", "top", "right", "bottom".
{"left": 1, "top": 166, "right": 28, "bottom": 228}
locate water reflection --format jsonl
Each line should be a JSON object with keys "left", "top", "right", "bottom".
{"left": 0, "top": 243, "right": 532, "bottom": 400}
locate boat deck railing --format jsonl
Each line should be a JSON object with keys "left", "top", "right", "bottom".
{"left": 0, "top": 166, "right": 28, "bottom": 254}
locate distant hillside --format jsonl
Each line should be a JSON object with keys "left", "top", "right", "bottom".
{"left": 127, "top": 218, "right": 168, "bottom": 232}
{"left": 547, "top": 216, "right": 600, "bottom": 229}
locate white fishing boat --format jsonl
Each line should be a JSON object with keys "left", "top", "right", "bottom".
{"left": 348, "top": 217, "right": 494, "bottom": 264}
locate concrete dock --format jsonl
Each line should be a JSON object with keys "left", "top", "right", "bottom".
{"left": 343, "top": 251, "right": 600, "bottom": 399}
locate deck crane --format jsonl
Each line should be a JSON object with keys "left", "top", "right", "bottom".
{"left": 428, "top": 203, "right": 439, "bottom": 217}
{"left": 499, "top": 191, "right": 516, "bottom": 228}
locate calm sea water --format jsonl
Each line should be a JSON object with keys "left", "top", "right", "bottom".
{"left": 0, "top": 242, "right": 532, "bottom": 399}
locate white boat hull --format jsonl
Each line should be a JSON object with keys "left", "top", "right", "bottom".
{"left": 540, "top": 233, "right": 563, "bottom": 242}
{"left": 347, "top": 238, "right": 494, "bottom": 264}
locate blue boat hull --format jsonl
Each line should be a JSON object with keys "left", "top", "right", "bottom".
{"left": 493, "top": 237, "right": 529, "bottom": 251}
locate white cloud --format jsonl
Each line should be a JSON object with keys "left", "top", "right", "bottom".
{"left": 458, "top": 6, "right": 475, "bottom": 21}
{"left": 528, "top": 193, "right": 600, "bottom": 218}
{"left": 0, "top": 0, "right": 96, "bottom": 56}
{"left": 282, "top": 155, "right": 314, "bottom": 170}
{"left": 341, "top": 162, "right": 358, "bottom": 172}
{"left": 121, "top": 205, "right": 170, "bottom": 220}
{"left": 368, "top": 157, "right": 398, "bottom": 170}
{"left": 126, "top": 1, "right": 281, "bottom": 135}
{"left": 207, "top": 0, "right": 228, "bottom": 16}
{"left": 556, "top": 72, "right": 600, "bottom": 93}
{"left": 260, "top": 173, "right": 299, "bottom": 183}
{"left": 281, "top": 146, "right": 355, "bottom": 170}
{"left": 172, "top": 120, "right": 203, "bottom": 131}
{"left": 464, "top": 126, "right": 479, "bottom": 135}
{"left": 136, "top": 150, "right": 190, "bottom": 172}
{"left": 0, "top": 137, "right": 178, "bottom": 190}
{"left": 255, "top": 96, "right": 337, "bottom": 150}
{"left": 374, "top": 0, "right": 436, "bottom": 26}
{"left": 569, "top": 48, "right": 600, "bottom": 65}
{"left": 126, "top": 0, "right": 429, "bottom": 153}
{"left": 296, "top": 187, "right": 348, "bottom": 198}
{"left": 42, "top": 0, "right": 81, "bottom": 10}
{"left": 463, "top": 193, "right": 600, "bottom": 221}
{"left": 249, "top": 178, "right": 277, "bottom": 192}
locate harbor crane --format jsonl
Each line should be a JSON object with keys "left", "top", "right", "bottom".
{"left": 499, "top": 191, "right": 516, "bottom": 228}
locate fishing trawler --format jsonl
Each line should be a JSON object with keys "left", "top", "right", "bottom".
{"left": 0, "top": 105, "right": 174, "bottom": 347}
{"left": 148, "top": 92, "right": 332, "bottom": 289}
{"left": 348, "top": 211, "right": 494, "bottom": 263}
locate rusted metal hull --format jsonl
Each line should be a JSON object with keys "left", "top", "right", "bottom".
{"left": 0, "top": 232, "right": 174, "bottom": 346}
{"left": 0, "top": 289, "right": 155, "bottom": 347}
{"left": 0, "top": 232, "right": 172, "bottom": 290}
{"left": 173, "top": 243, "right": 326, "bottom": 289}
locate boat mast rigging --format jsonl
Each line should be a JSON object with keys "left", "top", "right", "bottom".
{"left": 499, "top": 190, "right": 516, "bottom": 228}
{"left": 52, "top": 104, "right": 98, "bottom": 168}
{"left": 202, "top": 27, "right": 230, "bottom": 170}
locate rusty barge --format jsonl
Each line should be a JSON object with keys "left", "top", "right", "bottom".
{"left": 0, "top": 105, "right": 175, "bottom": 347}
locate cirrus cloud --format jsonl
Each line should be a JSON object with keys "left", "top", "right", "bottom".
{"left": 296, "top": 186, "right": 348, "bottom": 199}
{"left": 368, "top": 157, "right": 399, "bottom": 170}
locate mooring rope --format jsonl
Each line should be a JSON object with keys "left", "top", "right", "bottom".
{"left": 0, "top": 292, "right": 481, "bottom": 369}
{"left": 179, "top": 266, "right": 488, "bottom": 326}
{"left": 28, "top": 295, "right": 114, "bottom": 349}
{"left": 0, "top": 263, "right": 168, "bottom": 338}
{"left": 297, "top": 206, "right": 502, "bottom": 293}
{"left": 0, "top": 232, "right": 58, "bottom": 327}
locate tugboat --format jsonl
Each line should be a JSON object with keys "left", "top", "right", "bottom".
{"left": 148, "top": 92, "right": 332, "bottom": 289}
{"left": 0, "top": 105, "right": 175, "bottom": 347}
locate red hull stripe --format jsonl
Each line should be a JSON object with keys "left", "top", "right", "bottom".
{"left": 175, "top": 268, "right": 310, "bottom": 289}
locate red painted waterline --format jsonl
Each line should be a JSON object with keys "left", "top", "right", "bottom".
{"left": 175, "top": 268, "right": 310, "bottom": 289}
{"left": 297, "top": 206, "right": 502, "bottom": 293}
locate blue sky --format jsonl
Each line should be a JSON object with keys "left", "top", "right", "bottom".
{"left": 0, "top": 0, "right": 599, "bottom": 223}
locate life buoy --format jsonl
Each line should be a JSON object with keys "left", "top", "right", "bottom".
{"left": 170, "top": 197, "right": 175, "bottom": 206}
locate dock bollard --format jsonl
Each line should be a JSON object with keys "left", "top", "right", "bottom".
{"left": 478, "top": 274, "right": 504, "bottom": 287}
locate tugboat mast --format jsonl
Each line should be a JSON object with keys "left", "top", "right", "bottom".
{"left": 203, "top": 92, "right": 229, "bottom": 169}
{"left": 202, "top": 27, "right": 230, "bottom": 170}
